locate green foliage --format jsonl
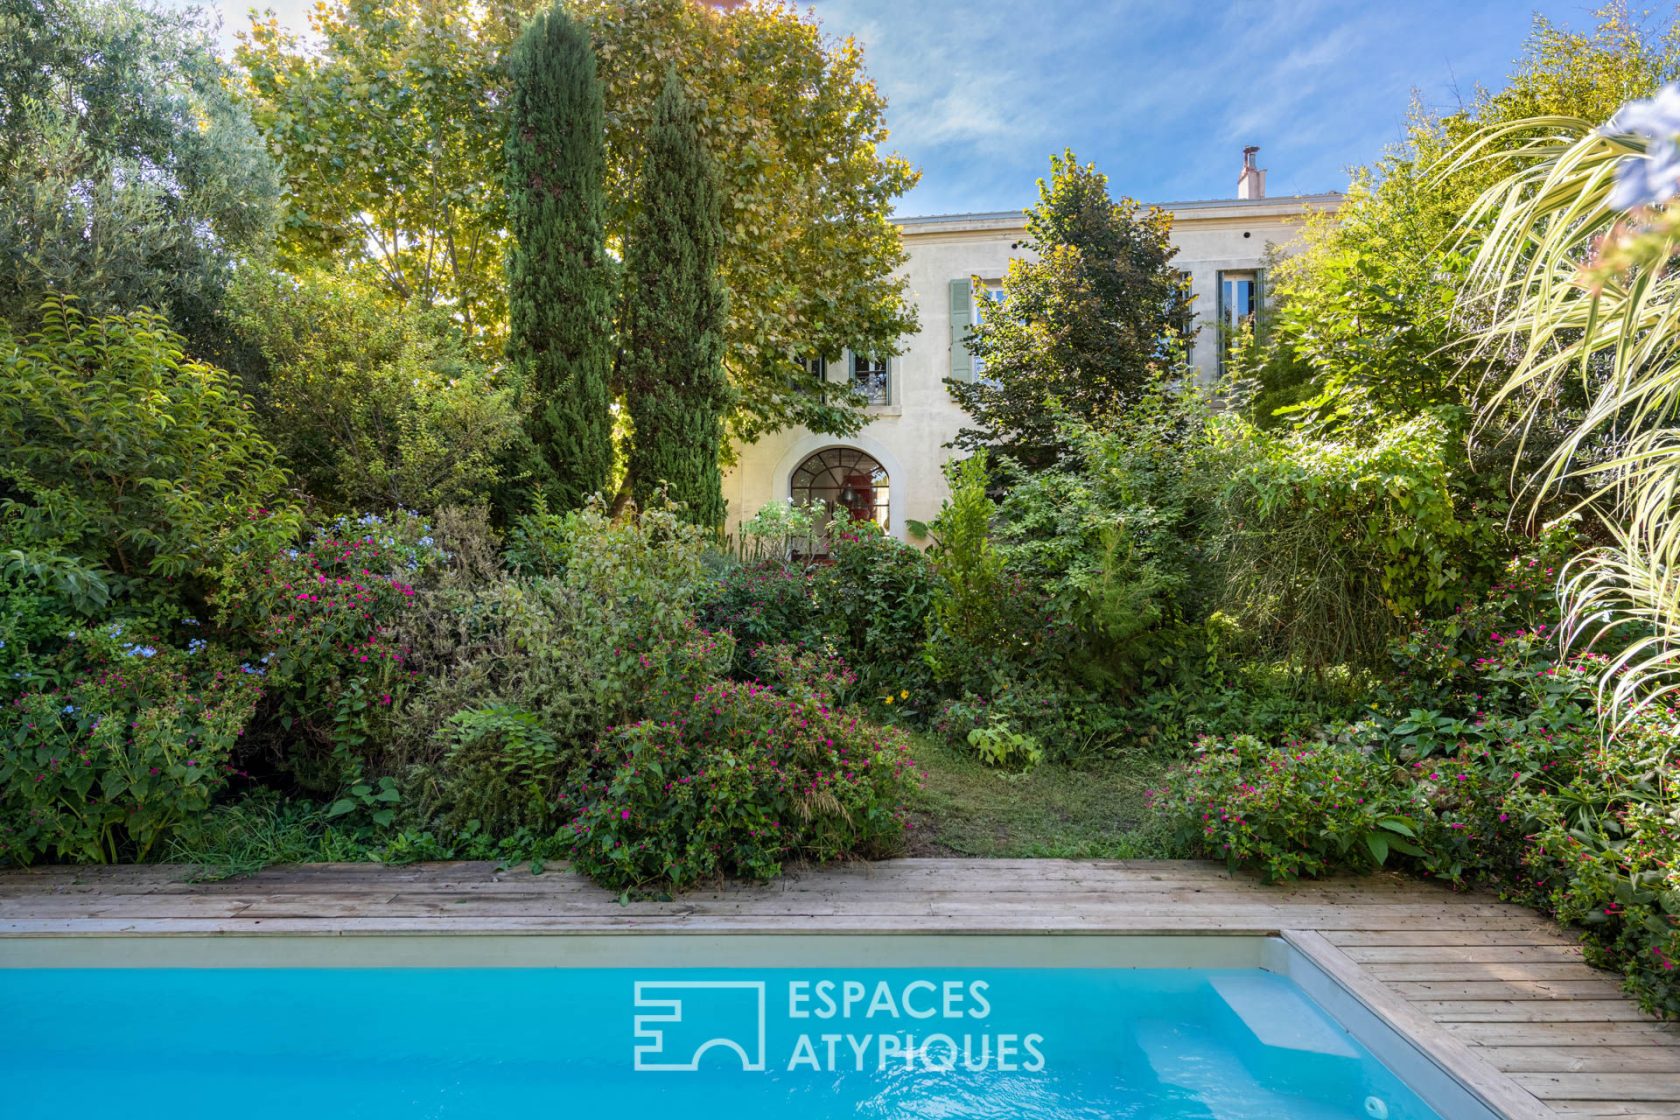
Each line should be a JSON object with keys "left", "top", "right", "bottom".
{"left": 412, "top": 706, "right": 565, "bottom": 837}
{"left": 503, "top": 500, "right": 585, "bottom": 578}
{"left": 235, "top": 0, "right": 514, "bottom": 353}
{"left": 699, "top": 560, "right": 822, "bottom": 677}
{"left": 0, "top": 631, "right": 263, "bottom": 865}
{"left": 1153, "top": 554, "right": 1680, "bottom": 1016}
{"left": 505, "top": 4, "right": 616, "bottom": 512}
{"left": 995, "top": 389, "right": 1222, "bottom": 687}
{"left": 1215, "top": 410, "right": 1504, "bottom": 669}
{"left": 1154, "top": 735, "right": 1429, "bottom": 881}
{"left": 0, "top": 0, "right": 280, "bottom": 353}
{"left": 563, "top": 679, "right": 920, "bottom": 892}
{"left": 566, "top": 0, "right": 920, "bottom": 441}
{"left": 0, "top": 298, "right": 297, "bottom": 609}
{"left": 734, "top": 499, "right": 823, "bottom": 562}
{"left": 390, "top": 500, "right": 731, "bottom": 782}
{"left": 1243, "top": 8, "right": 1680, "bottom": 437}
{"left": 966, "top": 720, "right": 1045, "bottom": 772}
{"left": 918, "top": 453, "right": 1007, "bottom": 686}
{"left": 621, "top": 70, "right": 731, "bottom": 528}
{"left": 813, "top": 516, "right": 937, "bottom": 701}
{"left": 227, "top": 268, "right": 521, "bottom": 514}
{"left": 239, "top": 0, "right": 918, "bottom": 440}
{"left": 1452, "top": 28, "right": 1680, "bottom": 722}
{"left": 950, "top": 151, "right": 1191, "bottom": 469}
{"left": 752, "top": 643, "right": 859, "bottom": 706}
{"left": 225, "top": 510, "right": 448, "bottom": 785}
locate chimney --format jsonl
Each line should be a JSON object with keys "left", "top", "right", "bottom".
{"left": 1237, "top": 146, "right": 1266, "bottom": 200}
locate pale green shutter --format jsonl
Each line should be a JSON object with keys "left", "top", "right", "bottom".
{"left": 1254, "top": 268, "right": 1266, "bottom": 316}
{"left": 948, "top": 277, "right": 974, "bottom": 381}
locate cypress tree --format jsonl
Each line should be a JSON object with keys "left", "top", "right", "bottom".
{"left": 505, "top": 5, "right": 614, "bottom": 510}
{"left": 621, "top": 69, "right": 731, "bottom": 530}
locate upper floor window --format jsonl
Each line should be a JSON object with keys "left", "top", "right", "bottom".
{"left": 850, "top": 353, "right": 890, "bottom": 405}
{"left": 1219, "top": 271, "right": 1258, "bottom": 332}
{"left": 799, "top": 355, "right": 828, "bottom": 381}
{"left": 1218, "top": 270, "right": 1260, "bottom": 375}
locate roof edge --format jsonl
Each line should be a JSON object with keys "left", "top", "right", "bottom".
{"left": 897, "top": 192, "right": 1343, "bottom": 231}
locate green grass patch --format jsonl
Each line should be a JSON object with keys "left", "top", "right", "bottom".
{"left": 906, "top": 734, "right": 1187, "bottom": 859}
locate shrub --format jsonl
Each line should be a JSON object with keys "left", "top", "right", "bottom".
{"left": 699, "top": 560, "right": 822, "bottom": 676}
{"left": 1215, "top": 410, "right": 1506, "bottom": 669}
{"left": 752, "top": 643, "right": 859, "bottom": 705}
{"left": 1151, "top": 734, "right": 1429, "bottom": 881}
{"left": 917, "top": 454, "right": 1006, "bottom": 688}
{"left": 229, "top": 267, "right": 521, "bottom": 514}
{"left": 388, "top": 503, "right": 734, "bottom": 824}
{"left": 563, "top": 680, "right": 921, "bottom": 892}
{"left": 409, "top": 706, "right": 566, "bottom": 837}
{"left": 993, "top": 391, "right": 1222, "bottom": 689}
{"left": 1151, "top": 553, "right": 1680, "bottom": 1016}
{"left": 225, "top": 510, "right": 447, "bottom": 787}
{"left": 813, "top": 515, "right": 936, "bottom": 700}
{"left": 0, "top": 629, "right": 262, "bottom": 864}
{"left": 967, "top": 718, "right": 1045, "bottom": 771}
{"left": 0, "top": 298, "right": 296, "bottom": 607}
{"left": 735, "top": 499, "right": 823, "bottom": 562}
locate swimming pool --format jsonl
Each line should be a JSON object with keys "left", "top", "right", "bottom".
{"left": 0, "top": 935, "right": 1495, "bottom": 1119}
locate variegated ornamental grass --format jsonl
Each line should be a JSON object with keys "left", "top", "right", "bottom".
{"left": 1454, "top": 87, "right": 1680, "bottom": 722}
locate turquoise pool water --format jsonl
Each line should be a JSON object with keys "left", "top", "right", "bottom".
{"left": 0, "top": 966, "right": 1441, "bottom": 1119}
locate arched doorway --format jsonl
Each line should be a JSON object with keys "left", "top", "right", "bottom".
{"left": 790, "top": 447, "right": 891, "bottom": 541}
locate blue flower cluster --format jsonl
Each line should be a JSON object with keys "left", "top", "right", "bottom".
{"left": 1607, "top": 84, "right": 1680, "bottom": 210}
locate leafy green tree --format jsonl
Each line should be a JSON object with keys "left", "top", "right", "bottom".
{"left": 621, "top": 71, "right": 730, "bottom": 529}
{"left": 0, "top": 297, "right": 296, "bottom": 606}
{"left": 950, "top": 151, "right": 1191, "bottom": 471}
{"left": 236, "top": 0, "right": 917, "bottom": 439}
{"left": 1245, "top": 8, "right": 1680, "bottom": 434}
{"left": 505, "top": 4, "right": 615, "bottom": 511}
{"left": 227, "top": 268, "right": 522, "bottom": 514}
{"left": 0, "top": 0, "right": 279, "bottom": 354}
{"left": 236, "top": 0, "right": 514, "bottom": 355}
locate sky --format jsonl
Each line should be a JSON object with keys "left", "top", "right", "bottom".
{"left": 177, "top": 0, "right": 1601, "bottom": 216}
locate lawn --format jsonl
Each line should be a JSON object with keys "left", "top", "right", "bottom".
{"left": 905, "top": 734, "right": 1184, "bottom": 859}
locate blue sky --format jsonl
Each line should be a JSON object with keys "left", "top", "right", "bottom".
{"left": 183, "top": 0, "right": 1588, "bottom": 215}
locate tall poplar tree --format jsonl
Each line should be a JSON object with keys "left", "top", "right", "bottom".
{"left": 621, "top": 70, "right": 730, "bottom": 529}
{"left": 505, "top": 4, "right": 614, "bottom": 510}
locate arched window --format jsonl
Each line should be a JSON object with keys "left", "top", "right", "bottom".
{"left": 790, "top": 447, "right": 890, "bottom": 534}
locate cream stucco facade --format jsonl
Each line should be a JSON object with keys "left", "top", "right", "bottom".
{"left": 722, "top": 191, "right": 1341, "bottom": 543}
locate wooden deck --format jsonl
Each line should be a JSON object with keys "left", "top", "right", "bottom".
{"left": 1, "top": 857, "right": 1675, "bottom": 1118}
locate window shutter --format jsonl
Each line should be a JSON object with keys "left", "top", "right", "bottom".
{"left": 1254, "top": 268, "right": 1266, "bottom": 316}
{"left": 948, "top": 277, "right": 974, "bottom": 382}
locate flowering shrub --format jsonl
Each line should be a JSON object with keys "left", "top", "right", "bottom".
{"left": 0, "top": 628, "right": 262, "bottom": 864}
{"left": 699, "top": 559, "right": 822, "bottom": 676}
{"left": 226, "top": 510, "right": 445, "bottom": 784}
{"left": 752, "top": 642, "right": 858, "bottom": 705}
{"left": 1152, "top": 735, "right": 1429, "bottom": 880}
{"left": 813, "top": 517, "right": 937, "bottom": 700}
{"left": 1152, "top": 552, "right": 1680, "bottom": 1017}
{"left": 563, "top": 680, "right": 922, "bottom": 892}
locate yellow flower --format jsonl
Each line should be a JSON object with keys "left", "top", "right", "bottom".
{"left": 899, "top": 689, "right": 909, "bottom": 699}
{"left": 883, "top": 696, "right": 894, "bottom": 705}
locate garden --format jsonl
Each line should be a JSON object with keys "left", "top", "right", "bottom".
{"left": 5, "top": 0, "right": 1680, "bottom": 1026}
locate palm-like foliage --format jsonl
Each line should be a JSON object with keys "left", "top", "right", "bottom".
{"left": 1453, "top": 106, "right": 1680, "bottom": 719}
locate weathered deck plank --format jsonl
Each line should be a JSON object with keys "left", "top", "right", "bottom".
{"left": 0, "top": 857, "right": 1672, "bottom": 1118}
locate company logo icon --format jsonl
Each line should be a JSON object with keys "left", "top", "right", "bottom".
{"left": 632, "top": 981, "right": 767, "bottom": 1072}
